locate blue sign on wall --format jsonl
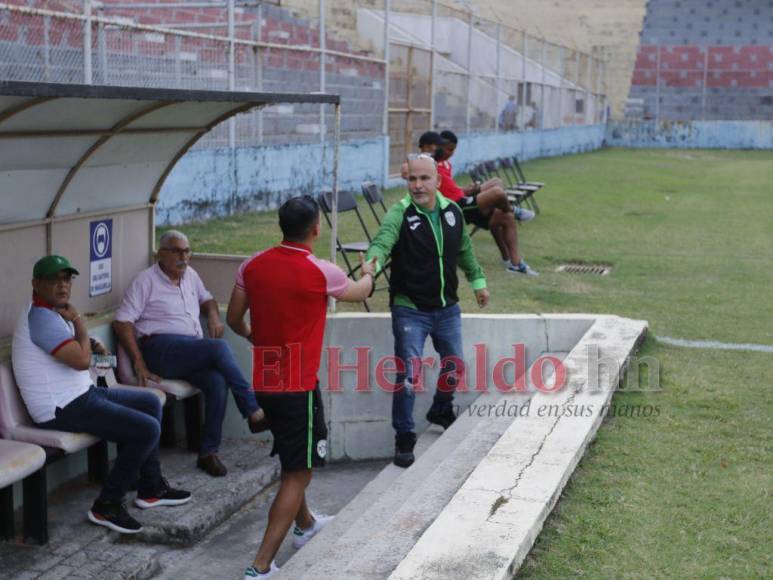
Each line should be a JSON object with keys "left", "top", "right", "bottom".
{"left": 89, "top": 219, "right": 112, "bottom": 297}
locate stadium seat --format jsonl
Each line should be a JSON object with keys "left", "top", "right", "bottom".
{"left": 0, "top": 439, "right": 46, "bottom": 543}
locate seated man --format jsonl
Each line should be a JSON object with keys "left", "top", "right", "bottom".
{"left": 419, "top": 131, "right": 538, "bottom": 276}
{"left": 113, "top": 230, "right": 266, "bottom": 477}
{"left": 12, "top": 255, "right": 191, "bottom": 534}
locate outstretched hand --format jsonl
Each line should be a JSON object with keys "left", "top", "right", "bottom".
{"left": 475, "top": 288, "right": 490, "bottom": 309}
{"left": 360, "top": 253, "right": 377, "bottom": 278}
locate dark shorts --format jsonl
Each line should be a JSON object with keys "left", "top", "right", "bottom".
{"left": 256, "top": 385, "right": 327, "bottom": 472}
{"left": 458, "top": 196, "right": 491, "bottom": 229}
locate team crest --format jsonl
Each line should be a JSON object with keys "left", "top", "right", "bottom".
{"left": 317, "top": 439, "right": 327, "bottom": 458}
{"left": 444, "top": 211, "right": 456, "bottom": 227}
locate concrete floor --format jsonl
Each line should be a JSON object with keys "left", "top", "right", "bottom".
{"left": 154, "top": 460, "right": 386, "bottom": 579}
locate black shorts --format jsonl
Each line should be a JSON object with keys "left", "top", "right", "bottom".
{"left": 256, "top": 385, "right": 327, "bottom": 472}
{"left": 458, "top": 196, "right": 491, "bottom": 229}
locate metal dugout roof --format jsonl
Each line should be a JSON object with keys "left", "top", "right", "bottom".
{"left": 0, "top": 81, "right": 340, "bottom": 228}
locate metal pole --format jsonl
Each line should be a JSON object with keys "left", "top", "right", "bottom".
{"left": 596, "top": 55, "right": 602, "bottom": 123}
{"left": 227, "top": 0, "right": 236, "bottom": 214}
{"left": 430, "top": 0, "right": 437, "bottom": 128}
{"left": 540, "top": 40, "right": 546, "bottom": 129}
{"left": 256, "top": 4, "right": 264, "bottom": 144}
{"left": 585, "top": 54, "right": 591, "bottom": 125}
{"left": 331, "top": 103, "right": 341, "bottom": 268}
{"left": 465, "top": 10, "right": 473, "bottom": 134}
{"left": 494, "top": 22, "right": 501, "bottom": 132}
{"left": 655, "top": 45, "right": 661, "bottom": 122}
{"left": 328, "top": 102, "right": 341, "bottom": 312}
{"left": 521, "top": 33, "right": 529, "bottom": 130}
{"left": 603, "top": 52, "right": 609, "bottom": 123}
{"left": 97, "top": 21, "right": 107, "bottom": 85}
{"left": 83, "top": 0, "right": 93, "bottom": 84}
{"left": 383, "top": 0, "right": 390, "bottom": 136}
{"left": 573, "top": 51, "right": 579, "bottom": 125}
{"left": 43, "top": 16, "right": 51, "bottom": 82}
{"left": 319, "top": 0, "right": 327, "bottom": 143}
{"left": 701, "top": 47, "right": 709, "bottom": 120}
{"left": 383, "top": 0, "right": 390, "bottom": 182}
{"left": 148, "top": 204, "right": 156, "bottom": 267}
{"left": 558, "top": 46, "right": 565, "bottom": 127}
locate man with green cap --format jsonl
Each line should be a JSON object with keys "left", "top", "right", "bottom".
{"left": 11, "top": 255, "right": 191, "bottom": 535}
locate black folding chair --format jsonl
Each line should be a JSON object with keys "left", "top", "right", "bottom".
{"left": 319, "top": 190, "right": 381, "bottom": 311}
{"left": 509, "top": 156, "right": 543, "bottom": 213}
{"left": 497, "top": 157, "right": 539, "bottom": 211}
{"left": 361, "top": 181, "right": 389, "bottom": 226}
{"left": 359, "top": 181, "right": 393, "bottom": 284}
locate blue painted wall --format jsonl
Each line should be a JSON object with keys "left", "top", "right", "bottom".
{"left": 158, "top": 137, "right": 388, "bottom": 224}
{"left": 606, "top": 121, "right": 773, "bottom": 149}
{"left": 158, "top": 126, "right": 606, "bottom": 224}
{"left": 385, "top": 124, "right": 606, "bottom": 188}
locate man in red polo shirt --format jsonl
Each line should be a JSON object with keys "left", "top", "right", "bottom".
{"left": 226, "top": 195, "right": 376, "bottom": 579}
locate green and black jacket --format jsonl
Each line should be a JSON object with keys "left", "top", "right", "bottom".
{"left": 366, "top": 192, "right": 486, "bottom": 310}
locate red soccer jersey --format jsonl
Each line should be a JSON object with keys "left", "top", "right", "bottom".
{"left": 236, "top": 242, "right": 349, "bottom": 393}
{"left": 437, "top": 160, "right": 466, "bottom": 202}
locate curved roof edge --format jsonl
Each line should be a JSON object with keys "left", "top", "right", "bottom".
{"left": 0, "top": 81, "right": 340, "bottom": 226}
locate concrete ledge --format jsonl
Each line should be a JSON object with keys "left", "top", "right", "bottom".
{"left": 389, "top": 315, "right": 648, "bottom": 580}
{"left": 138, "top": 438, "right": 279, "bottom": 546}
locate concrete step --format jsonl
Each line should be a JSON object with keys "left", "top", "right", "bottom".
{"left": 0, "top": 437, "right": 279, "bottom": 579}
{"left": 278, "top": 354, "right": 566, "bottom": 579}
{"left": 137, "top": 437, "right": 279, "bottom": 546}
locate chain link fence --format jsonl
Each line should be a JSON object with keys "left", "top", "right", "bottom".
{"left": 0, "top": 0, "right": 607, "bottom": 173}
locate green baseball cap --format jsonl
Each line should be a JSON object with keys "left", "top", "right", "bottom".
{"left": 32, "top": 255, "right": 80, "bottom": 279}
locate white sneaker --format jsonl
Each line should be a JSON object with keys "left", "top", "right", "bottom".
{"left": 515, "top": 207, "right": 536, "bottom": 222}
{"left": 291, "top": 514, "right": 334, "bottom": 549}
{"left": 506, "top": 260, "right": 540, "bottom": 276}
{"left": 244, "top": 561, "right": 279, "bottom": 579}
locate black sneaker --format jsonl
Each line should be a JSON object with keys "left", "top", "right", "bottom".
{"left": 426, "top": 407, "right": 457, "bottom": 430}
{"left": 134, "top": 478, "right": 192, "bottom": 509}
{"left": 88, "top": 499, "right": 142, "bottom": 534}
{"left": 394, "top": 432, "right": 417, "bottom": 468}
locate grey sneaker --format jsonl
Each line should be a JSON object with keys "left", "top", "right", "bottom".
{"left": 506, "top": 260, "right": 539, "bottom": 276}
{"left": 515, "top": 207, "right": 536, "bottom": 222}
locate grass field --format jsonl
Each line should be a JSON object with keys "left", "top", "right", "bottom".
{"left": 161, "top": 148, "right": 772, "bottom": 577}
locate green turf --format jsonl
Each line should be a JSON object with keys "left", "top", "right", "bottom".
{"left": 161, "top": 148, "right": 773, "bottom": 576}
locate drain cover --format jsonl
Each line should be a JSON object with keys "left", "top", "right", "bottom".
{"left": 555, "top": 263, "right": 612, "bottom": 276}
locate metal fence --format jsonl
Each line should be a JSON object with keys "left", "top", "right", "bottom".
{"left": 0, "top": 0, "right": 608, "bottom": 173}
{"left": 627, "top": 44, "right": 773, "bottom": 121}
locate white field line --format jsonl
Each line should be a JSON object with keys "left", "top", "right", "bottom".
{"left": 656, "top": 336, "right": 773, "bottom": 353}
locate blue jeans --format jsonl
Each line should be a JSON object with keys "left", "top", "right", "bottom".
{"left": 39, "top": 385, "right": 163, "bottom": 502}
{"left": 391, "top": 303, "right": 464, "bottom": 435}
{"left": 140, "top": 334, "right": 259, "bottom": 455}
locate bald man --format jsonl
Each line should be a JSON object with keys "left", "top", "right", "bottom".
{"left": 367, "top": 154, "right": 489, "bottom": 467}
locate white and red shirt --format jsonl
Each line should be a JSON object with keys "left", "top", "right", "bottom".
{"left": 12, "top": 296, "right": 92, "bottom": 423}
{"left": 236, "top": 241, "right": 349, "bottom": 393}
{"left": 115, "top": 263, "right": 213, "bottom": 338}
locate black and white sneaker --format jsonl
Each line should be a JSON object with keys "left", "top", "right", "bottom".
{"left": 134, "top": 478, "right": 192, "bottom": 509}
{"left": 88, "top": 499, "right": 142, "bottom": 534}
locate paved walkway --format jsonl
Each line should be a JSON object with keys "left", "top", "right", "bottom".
{"left": 0, "top": 435, "right": 384, "bottom": 580}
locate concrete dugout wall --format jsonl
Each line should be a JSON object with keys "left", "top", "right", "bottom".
{"left": 0, "top": 208, "right": 151, "bottom": 341}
